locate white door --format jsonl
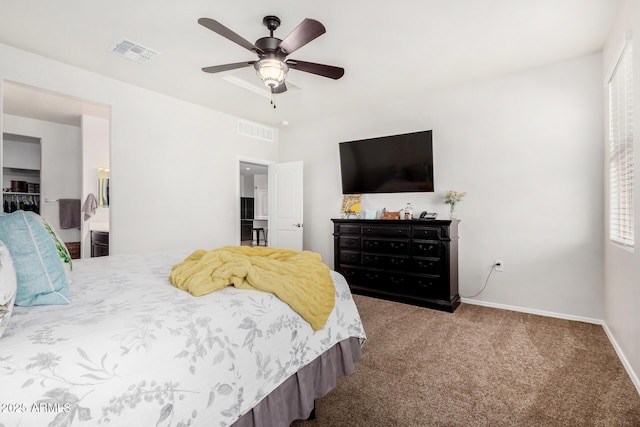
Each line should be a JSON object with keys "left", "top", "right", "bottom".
{"left": 268, "top": 161, "right": 303, "bottom": 250}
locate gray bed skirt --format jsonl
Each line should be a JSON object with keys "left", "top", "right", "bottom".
{"left": 232, "top": 336, "right": 363, "bottom": 427}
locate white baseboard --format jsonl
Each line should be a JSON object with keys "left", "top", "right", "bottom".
{"left": 460, "top": 298, "right": 640, "bottom": 396}
{"left": 460, "top": 298, "right": 603, "bottom": 325}
{"left": 602, "top": 322, "right": 640, "bottom": 396}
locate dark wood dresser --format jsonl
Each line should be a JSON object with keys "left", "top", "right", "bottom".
{"left": 332, "top": 218, "right": 460, "bottom": 312}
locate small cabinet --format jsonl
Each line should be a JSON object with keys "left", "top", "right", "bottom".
{"left": 332, "top": 218, "right": 460, "bottom": 312}
{"left": 91, "top": 231, "right": 109, "bottom": 257}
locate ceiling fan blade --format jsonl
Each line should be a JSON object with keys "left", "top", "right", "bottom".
{"left": 202, "top": 61, "right": 255, "bottom": 73}
{"left": 286, "top": 59, "right": 344, "bottom": 80}
{"left": 272, "top": 82, "right": 287, "bottom": 94}
{"left": 278, "top": 18, "right": 326, "bottom": 55}
{"left": 198, "top": 18, "right": 263, "bottom": 54}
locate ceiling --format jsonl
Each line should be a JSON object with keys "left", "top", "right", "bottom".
{"left": 3, "top": 81, "right": 111, "bottom": 127}
{"left": 0, "top": 0, "right": 622, "bottom": 128}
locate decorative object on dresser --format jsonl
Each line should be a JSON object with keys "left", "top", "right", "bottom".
{"left": 444, "top": 190, "right": 466, "bottom": 220}
{"left": 332, "top": 218, "right": 460, "bottom": 312}
{"left": 380, "top": 211, "right": 401, "bottom": 220}
{"left": 340, "top": 194, "right": 361, "bottom": 218}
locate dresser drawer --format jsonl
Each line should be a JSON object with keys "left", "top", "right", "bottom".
{"left": 362, "top": 225, "right": 410, "bottom": 237}
{"left": 411, "top": 257, "right": 441, "bottom": 275}
{"left": 380, "top": 272, "right": 443, "bottom": 299}
{"left": 338, "top": 224, "right": 361, "bottom": 234}
{"left": 412, "top": 227, "right": 440, "bottom": 240}
{"left": 411, "top": 274, "right": 447, "bottom": 299}
{"left": 338, "top": 266, "right": 385, "bottom": 289}
{"left": 362, "top": 238, "right": 410, "bottom": 254}
{"left": 339, "top": 250, "right": 361, "bottom": 265}
{"left": 362, "top": 253, "right": 409, "bottom": 270}
{"left": 339, "top": 236, "right": 361, "bottom": 249}
{"left": 412, "top": 240, "right": 441, "bottom": 258}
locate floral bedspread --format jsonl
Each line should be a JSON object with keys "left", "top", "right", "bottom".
{"left": 0, "top": 251, "right": 366, "bottom": 427}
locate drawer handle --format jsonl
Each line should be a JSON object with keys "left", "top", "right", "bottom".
{"left": 390, "top": 242, "right": 405, "bottom": 249}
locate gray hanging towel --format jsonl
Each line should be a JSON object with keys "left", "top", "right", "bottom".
{"left": 82, "top": 193, "right": 98, "bottom": 221}
{"left": 59, "top": 199, "right": 81, "bottom": 229}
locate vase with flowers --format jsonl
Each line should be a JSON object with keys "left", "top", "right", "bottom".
{"left": 444, "top": 190, "right": 466, "bottom": 220}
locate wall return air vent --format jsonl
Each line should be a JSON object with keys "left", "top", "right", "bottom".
{"left": 238, "top": 120, "right": 276, "bottom": 142}
{"left": 110, "top": 38, "right": 160, "bottom": 63}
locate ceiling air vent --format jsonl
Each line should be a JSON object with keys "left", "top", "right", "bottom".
{"left": 238, "top": 120, "right": 276, "bottom": 142}
{"left": 110, "top": 38, "right": 160, "bottom": 63}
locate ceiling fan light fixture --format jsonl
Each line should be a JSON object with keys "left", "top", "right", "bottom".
{"left": 255, "top": 59, "right": 288, "bottom": 88}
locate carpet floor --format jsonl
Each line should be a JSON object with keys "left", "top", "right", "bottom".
{"left": 293, "top": 294, "right": 640, "bottom": 426}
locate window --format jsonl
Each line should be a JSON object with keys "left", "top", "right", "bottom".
{"left": 609, "top": 36, "right": 634, "bottom": 248}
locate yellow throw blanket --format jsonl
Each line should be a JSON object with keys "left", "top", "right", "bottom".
{"left": 169, "top": 246, "right": 335, "bottom": 331}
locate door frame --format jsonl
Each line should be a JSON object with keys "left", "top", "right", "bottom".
{"left": 235, "top": 156, "right": 273, "bottom": 246}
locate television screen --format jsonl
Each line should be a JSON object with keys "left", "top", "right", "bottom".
{"left": 339, "top": 130, "right": 434, "bottom": 194}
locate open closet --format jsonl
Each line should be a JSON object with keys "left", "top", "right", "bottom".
{"left": 2, "top": 133, "right": 41, "bottom": 215}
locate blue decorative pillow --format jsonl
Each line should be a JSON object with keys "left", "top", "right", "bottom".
{"left": 0, "top": 211, "right": 70, "bottom": 306}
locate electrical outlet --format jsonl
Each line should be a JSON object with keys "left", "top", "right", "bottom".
{"left": 494, "top": 260, "right": 504, "bottom": 272}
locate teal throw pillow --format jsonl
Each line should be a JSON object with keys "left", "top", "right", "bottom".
{"left": 0, "top": 211, "right": 70, "bottom": 306}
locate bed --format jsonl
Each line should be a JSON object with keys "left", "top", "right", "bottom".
{"left": 0, "top": 249, "right": 366, "bottom": 426}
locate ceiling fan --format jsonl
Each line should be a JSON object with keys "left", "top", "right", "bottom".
{"left": 198, "top": 15, "right": 344, "bottom": 98}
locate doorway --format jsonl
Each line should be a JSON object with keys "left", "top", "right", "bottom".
{"left": 1, "top": 80, "right": 111, "bottom": 259}
{"left": 238, "top": 160, "right": 269, "bottom": 247}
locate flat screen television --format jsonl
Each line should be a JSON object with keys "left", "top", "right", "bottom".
{"left": 339, "top": 130, "right": 434, "bottom": 194}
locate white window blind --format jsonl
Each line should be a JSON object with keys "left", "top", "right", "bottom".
{"left": 608, "top": 37, "right": 634, "bottom": 248}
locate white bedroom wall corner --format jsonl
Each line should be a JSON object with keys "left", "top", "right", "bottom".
{"left": 603, "top": 321, "right": 640, "bottom": 395}
{"left": 602, "top": 0, "right": 640, "bottom": 398}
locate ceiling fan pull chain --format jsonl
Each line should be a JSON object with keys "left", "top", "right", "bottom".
{"left": 270, "top": 91, "right": 277, "bottom": 109}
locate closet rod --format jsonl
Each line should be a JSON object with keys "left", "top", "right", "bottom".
{"left": 45, "top": 198, "right": 59, "bottom": 202}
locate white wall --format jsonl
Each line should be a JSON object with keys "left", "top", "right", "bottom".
{"left": 240, "top": 175, "right": 254, "bottom": 197}
{"left": 279, "top": 53, "right": 604, "bottom": 321}
{"left": 2, "top": 136, "right": 40, "bottom": 171}
{"left": 602, "top": 0, "right": 640, "bottom": 392}
{"left": 0, "top": 43, "right": 279, "bottom": 254}
{"left": 3, "top": 114, "right": 81, "bottom": 244}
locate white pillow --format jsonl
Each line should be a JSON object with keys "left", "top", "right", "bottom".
{"left": 0, "top": 240, "right": 17, "bottom": 338}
